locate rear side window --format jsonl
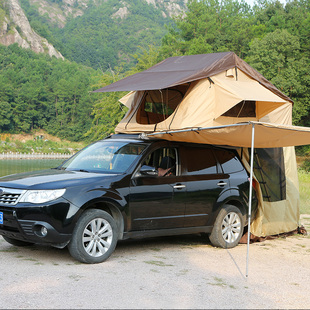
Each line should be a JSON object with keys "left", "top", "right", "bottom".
{"left": 213, "top": 149, "right": 244, "bottom": 173}
{"left": 184, "top": 147, "right": 217, "bottom": 175}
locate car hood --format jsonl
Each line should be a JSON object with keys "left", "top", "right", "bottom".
{"left": 0, "top": 169, "right": 120, "bottom": 190}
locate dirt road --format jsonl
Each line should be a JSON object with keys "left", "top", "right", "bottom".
{"left": 0, "top": 215, "right": 310, "bottom": 309}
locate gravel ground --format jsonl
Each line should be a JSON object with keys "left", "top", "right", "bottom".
{"left": 0, "top": 215, "right": 310, "bottom": 309}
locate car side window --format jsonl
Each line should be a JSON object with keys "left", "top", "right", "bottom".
{"left": 213, "top": 149, "right": 244, "bottom": 173}
{"left": 142, "top": 147, "right": 177, "bottom": 177}
{"left": 184, "top": 147, "right": 217, "bottom": 175}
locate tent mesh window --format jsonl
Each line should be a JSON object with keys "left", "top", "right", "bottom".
{"left": 252, "top": 148, "right": 286, "bottom": 202}
{"left": 136, "top": 84, "right": 190, "bottom": 125}
{"left": 222, "top": 101, "right": 256, "bottom": 117}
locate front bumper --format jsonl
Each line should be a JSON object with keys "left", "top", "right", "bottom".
{"left": 0, "top": 199, "right": 78, "bottom": 245}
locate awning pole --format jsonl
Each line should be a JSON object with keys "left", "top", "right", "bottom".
{"left": 246, "top": 123, "right": 255, "bottom": 278}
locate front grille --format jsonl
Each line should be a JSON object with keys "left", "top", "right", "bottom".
{"left": 0, "top": 193, "right": 20, "bottom": 205}
{"left": 0, "top": 188, "right": 25, "bottom": 205}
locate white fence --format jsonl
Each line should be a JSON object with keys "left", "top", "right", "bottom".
{"left": 0, "top": 152, "right": 72, "bottom": 159}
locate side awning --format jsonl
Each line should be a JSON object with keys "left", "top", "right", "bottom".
{"left": 143, "top": 122, "right": 310, "bottom": 148}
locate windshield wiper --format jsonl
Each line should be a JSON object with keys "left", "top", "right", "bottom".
{"left": 77, "top": 169, "right": 89, "bottom": 173}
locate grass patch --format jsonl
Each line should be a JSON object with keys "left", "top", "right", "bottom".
{"left": 296, "top": 244, "right": 306, "bottom": 248}
{"left": 23, "top": 258, "right": 37, "bottom": 262}
{"left": 176, "top": 269, "right": 189, "bottom": 276}
{"left": 144, "top": 260, "right": 173, "bottom": 267}
{"left": 0, "top": 247, "right": 19, "bottom": 253}
{"left": 298, "top": 169, "right": 310, "bottom": 214}
{"left": 69, "top": 274, "right": 83, "bottom": 281}
{"left": 150, "top": 248, "right": 161, "bottom": 252}
{"left": 0, "top": 131, "right": 85, "bottom": 154}
{"left": 207, "top": 277, "right": 235, "bottom": 289}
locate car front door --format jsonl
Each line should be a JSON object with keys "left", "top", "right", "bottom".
{"left": 129, "top": 146, "right": 187, "bottom": 231}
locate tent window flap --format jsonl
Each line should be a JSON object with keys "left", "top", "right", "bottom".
{"left": 136, "top": 84, "right": 190, "bottom": 125}
{"left": 222, "top": 100, "right": 256, "bottom": 118}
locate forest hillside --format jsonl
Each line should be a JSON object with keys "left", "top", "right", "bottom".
{"left": 0, "top": 0, "right": 309, "bottom": 147}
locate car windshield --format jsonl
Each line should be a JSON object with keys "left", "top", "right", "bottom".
{"left": 60, "top": 141, "right": 146, "bottom": 174}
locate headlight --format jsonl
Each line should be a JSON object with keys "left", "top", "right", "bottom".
{"left": 19, "top": 189, "right": 66, "bottom": 204}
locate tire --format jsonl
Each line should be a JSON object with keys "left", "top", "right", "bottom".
{"left": 209, "top": 205, "right": 244, "bottom": 249}
{"left": 2, "top": 236, "right": 34, "bottom": 247}
{"left": 68, "top": 209, "right": 118, "bottom": 264}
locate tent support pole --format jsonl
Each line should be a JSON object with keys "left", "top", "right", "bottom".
{"left": 246, "top": 123, "right": 255, "bottom": 278}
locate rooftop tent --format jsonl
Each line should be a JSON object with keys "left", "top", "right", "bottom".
{"left": 94, "top": 52, "right": 308, "bottom": 240}
{"left": 95, "top": 52, "right": 290, "bottom": 134}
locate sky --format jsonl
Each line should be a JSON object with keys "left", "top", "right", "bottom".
{"left": 243, "top": 0, "right": 287, "bottom": 6}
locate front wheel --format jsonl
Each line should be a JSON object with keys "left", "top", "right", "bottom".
{"left": 209, "top": 205, "right": 244, "bottom": 248}
{"left": 68, "top": 209, "right": 118, "bottom": 264}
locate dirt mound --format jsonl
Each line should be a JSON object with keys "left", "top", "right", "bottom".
{"left": 1, "top": 130, "right": 65, "bottom": 143}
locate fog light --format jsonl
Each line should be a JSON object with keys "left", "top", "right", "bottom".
{"left": 40, "top": 226, "right": 48, "bottom": 237}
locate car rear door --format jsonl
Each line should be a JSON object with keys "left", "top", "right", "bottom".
{"left": 181, "top": 145, "right": 230, "bottom": 227}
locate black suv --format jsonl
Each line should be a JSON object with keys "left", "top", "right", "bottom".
{"left": 0, "top": 135, "right": 257, "bottom": 263}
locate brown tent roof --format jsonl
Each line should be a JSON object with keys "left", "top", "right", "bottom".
{"left": 94, "top": 52, "right": 292, "bottom": 103}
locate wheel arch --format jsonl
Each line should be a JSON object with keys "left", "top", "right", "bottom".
{"left": 211, "top": 189, "right": 248, "bottom": 226}
{"left": 82, "top": 200, "right": 125, "bottom": 240}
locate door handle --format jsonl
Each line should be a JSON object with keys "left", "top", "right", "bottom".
{"left": 173, "top": 184, "right": 186, "bottom": 189}
{"left": 217, "top": 181, "right": 227, "bottom": 187}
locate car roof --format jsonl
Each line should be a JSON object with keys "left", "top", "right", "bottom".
{"left": 103, "top": 134, "right": 239, "bottom": 152}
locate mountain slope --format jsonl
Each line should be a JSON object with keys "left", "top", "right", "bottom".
{"left": 0, "top": 0, "right": 187, "bottom": 68}
{"left": 26, "top": 0, "right": 187, "bottom": 28}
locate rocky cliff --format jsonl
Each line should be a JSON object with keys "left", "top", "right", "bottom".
{"left": 0, "top": 0, "right": 64, "bottom": 58}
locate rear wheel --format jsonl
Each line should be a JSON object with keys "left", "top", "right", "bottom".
{"left": 209, "top": 205, "right": 244, "bottom": 248}
{"left": 2, "top": 236, "right": 34, "bottom": 246}
{"left": 68, "top": 209, "right": 118, "bottom": 264}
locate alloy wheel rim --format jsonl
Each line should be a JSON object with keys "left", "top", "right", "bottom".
{"left": 221, "top": 212, "right": 241, "bottom": 243}
{"left": 82, "top": 218, "right": 113, "bottom": 257}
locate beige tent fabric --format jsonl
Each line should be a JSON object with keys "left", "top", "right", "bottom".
{"left": 239, "top": 146, "right": 299, "bottom": 237}
{"left": 115, "top": 69, "right": 289, "bottom": 134}
{"left": 211, "top": 71, "right": 287, "bottom": 119}
{"left": 119, "top": 91, "right": 135, "bottom": 108}
{"left": 252, "top": 103, "right": 300, "bottom": 237}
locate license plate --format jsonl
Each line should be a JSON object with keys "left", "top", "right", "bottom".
{"left": 0, "top": 212, "right": 3, "bottom": 225}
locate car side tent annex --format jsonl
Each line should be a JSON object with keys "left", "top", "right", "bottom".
{"left": 94, "top": 51, "right": 310, "bottom": 238}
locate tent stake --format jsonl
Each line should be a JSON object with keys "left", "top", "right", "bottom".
{"left": 246, "top": 123, "right": 255, "bottom": 277}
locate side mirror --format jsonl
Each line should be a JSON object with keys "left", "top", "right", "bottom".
{"left": 139, "top": 165, "right": 158, "bottom": 176}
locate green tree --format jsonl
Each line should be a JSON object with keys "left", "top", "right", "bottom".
{"left": 0, "top": 44, "right": 97, "bottom": 140}
{"left": 247, "top": 29, "right": 310, "bottom": 125}
{"left": 85, "top": 68, "right": 128, "bottom": 141}
{"left": 161, "top": 0, "right": 254, "bottom": 58}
